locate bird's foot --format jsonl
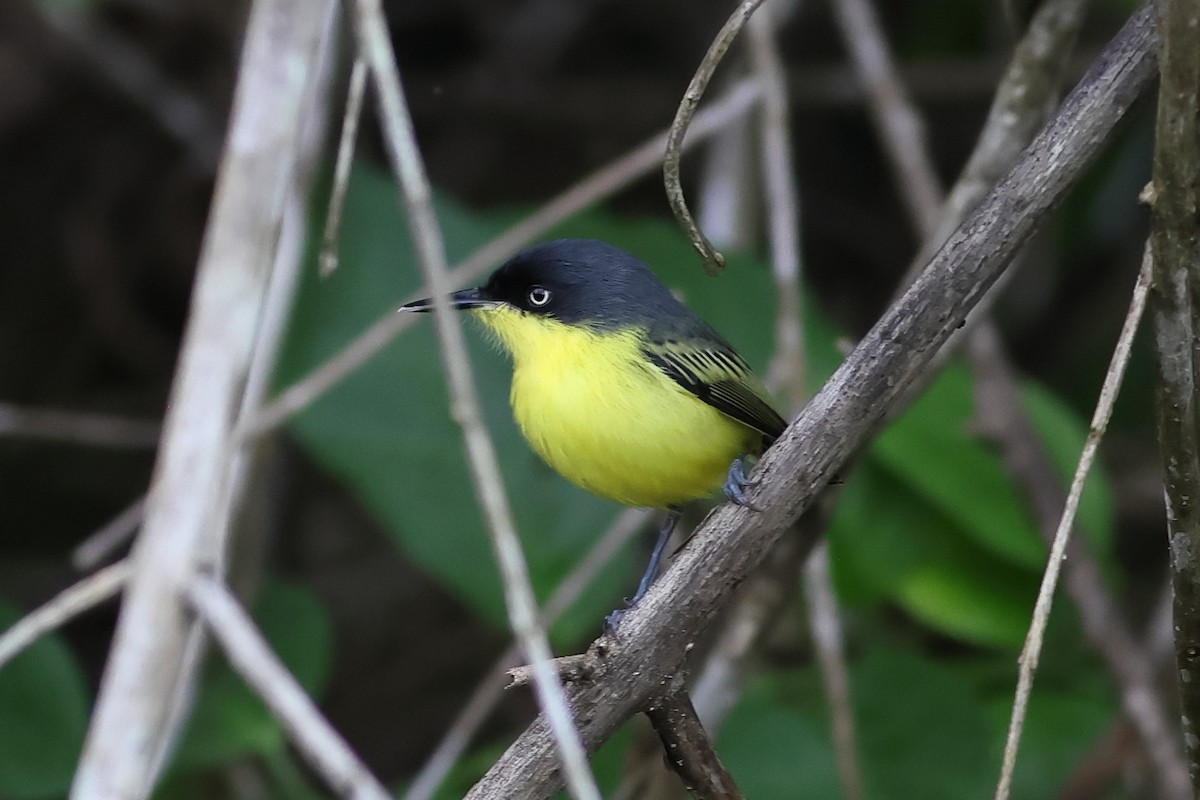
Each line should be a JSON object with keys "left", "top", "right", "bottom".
{"left": 723, "top": 455, "right": 763, "bottom": 511}
{"left": 604, "top": 604, "right": 628, "bottom": 634}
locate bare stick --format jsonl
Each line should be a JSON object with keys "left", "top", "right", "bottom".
{"left": 239, "top": 77, "right": 764, "bottom": 440}
{"left": 647, "top": 689, "right": 744, "bottom": 800}
{"left": 70, "top": 3, "right": 339, "bottom": 797}
{"left": 71, "top": 495, "right": 147, "bottom": 570}
{"left": 0, "top": 560, "right": 131, "bottom": 670}
{"left": 0, "top": 403, "right": 160, "bottom": 448}
{"left": 352, "top": 2, "right": 599, "bottom": 797}
{"left": 320, "top": 55, "right": 369, "bottom": 278}
{"left": 403, "top": 508, "right": 648, "bottom": 800}
{"left": 803, "top": 542, "right": 865, "bottom": 800}
{"left": 507, "top": 655, "right": 597, "bottom": 688}
{"left": 1148, "top": 0, "right": 1200, "bottom": 785}
{"left": 829, "top": 0, "right": 942, "bottom": 235}
{"left": 466, "top": 9, "right": 1158, "bottom": 796}
{"left": 749, "top": 8, "right": 806, "bottom": 404}
{"left": 186, "top": 575, "right": 390, "bottom": 800}
{"left": 994, "top": 249, "right": 1153, "bottom": 799}
{"left": 663, "top": 0, "right": 766, "bottom": 275}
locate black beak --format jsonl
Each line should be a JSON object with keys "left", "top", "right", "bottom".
{"left": 398, "top": 287, "right": 498, "bottom": 313}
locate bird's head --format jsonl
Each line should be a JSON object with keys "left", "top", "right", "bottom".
{"left": 399, "top": 239, "right": 684, "bottom": 356}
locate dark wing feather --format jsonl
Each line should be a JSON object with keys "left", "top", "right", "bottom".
{"left": 643, "top": 335, "right": 787, "bottom": 444}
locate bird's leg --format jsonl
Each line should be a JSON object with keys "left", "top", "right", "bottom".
{"left": 723, "top": 454, "right": 763, "bottom": 511}
{"left": 605, "top": 508, "right": 681, "bottom": 631}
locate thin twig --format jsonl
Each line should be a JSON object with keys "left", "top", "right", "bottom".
{"left": 507, "top": 655, "right": 597, "bottom": 688}
{"left": 0, "top": 403, "right": 160, "bottom": 448}
{"left": 320, "top": 55, "right": 369, "bottom": 278}
{"left": 995, "top": 249, "right": 1153, "bottom": 800}
{"left": 0, "top": 560, "right": 131, "bottom": 670}
{"left": 403, "top": 508, "right": 649, "bottom": 800}
{"left": 828, "top": 0, "right": 942, "bottom": 235}
{"left": 748, "top": 7, "right": 806, "bottom": 404}
{"left": 686, "top": 0, "right": 816, "bottom": 745}
{"left": 647, "top": 689, "right": 744, "bottom": 799}
{"left": 803, "top": 542, "right": 865, "bottom": 800}
{"left": 71, "top": 495, "right": 147, "bottom": 570}
{"left": 352, "top": 2, "right": 599, "bottom": 797}
{"left": 466, "top": 10, "right": 1159, "bottom": 795}
{"left": 1054, "top": 580, "right": 1176, "bottom": 797}
{"left": 186, "top": 575, "right": 391, "bottom": 800}
{"left": 663, "top": 0, "right": 766, "bottom": 275}
{"left": 239, "top": 77, "right": 764, "bottom": 440}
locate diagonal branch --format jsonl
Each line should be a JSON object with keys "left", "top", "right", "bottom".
{"left": 466, "top": 6, "right": 1159, "bottom": 797}
{"left": 0, "top": 561, "right": 131, "bottom": 669}
{"left": 186, "top": 576, "right": 391, "bottom": 800}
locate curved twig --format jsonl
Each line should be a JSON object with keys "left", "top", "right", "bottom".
{"left": 663, "top": 0, "right": 767, "bottom": 275}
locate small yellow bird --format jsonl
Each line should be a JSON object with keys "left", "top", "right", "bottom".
{"left": 401, "top": 239, "right": 785, "bottom": 621}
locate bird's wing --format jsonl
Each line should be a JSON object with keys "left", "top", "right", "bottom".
{"left": 643, "top": 336, "right": 787, "bottom": 443}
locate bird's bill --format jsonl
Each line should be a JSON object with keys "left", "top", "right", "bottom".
{"left": 398, "top": 287, "right": 499, "bottom": 313}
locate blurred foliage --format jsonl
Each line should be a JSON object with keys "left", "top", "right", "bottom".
{"left": 0, "top": 602, "right": 89, "bottom": 800}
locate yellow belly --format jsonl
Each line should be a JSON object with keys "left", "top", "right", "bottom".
{"left": 481, "top": 310, "right": 755, "bottom": 508}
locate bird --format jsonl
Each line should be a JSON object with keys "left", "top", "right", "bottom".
{"left": 400, "top": 238, "right": 786, "bottom": 625}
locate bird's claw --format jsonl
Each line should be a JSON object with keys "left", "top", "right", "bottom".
{"left": 723, "top": 456, "right": 763, "bottom": 511}
{"left": 604, "top": 603, "right": 630, "bottom": 634}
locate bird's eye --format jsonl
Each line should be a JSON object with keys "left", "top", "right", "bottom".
{"left": 528, "top": 286, "right": 552, "bottom": 307}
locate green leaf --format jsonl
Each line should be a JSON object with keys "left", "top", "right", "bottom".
{"left": 853, "top": 648, "right": 992, "bottom": 800}
{"left": 0, "top": 599, "right": 90, "bottom": 800}
{"left": 873, "top": 365, "right": 1047, "bottom": 569}
{"left": 171, "top": 579, "right": 332, "bottom": 771}
{"left": 718, "top": 693, "right": 841, "bottom": 798}
{"left": 828, "top": 462, "right": 941, "bottom": 607}
{"left": 829, "top": 462, "right": 1037, "bottom": 648}
{"left": 896, "top": 536, "right": 1035, "bottom": 649}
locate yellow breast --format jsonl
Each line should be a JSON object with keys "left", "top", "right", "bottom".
{"left": 473, "top": 306, "right": 756, "bottom": 508}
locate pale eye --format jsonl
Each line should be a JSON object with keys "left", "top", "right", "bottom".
{"left": 528, "top": 286, "right": 551, "bottom": 307}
